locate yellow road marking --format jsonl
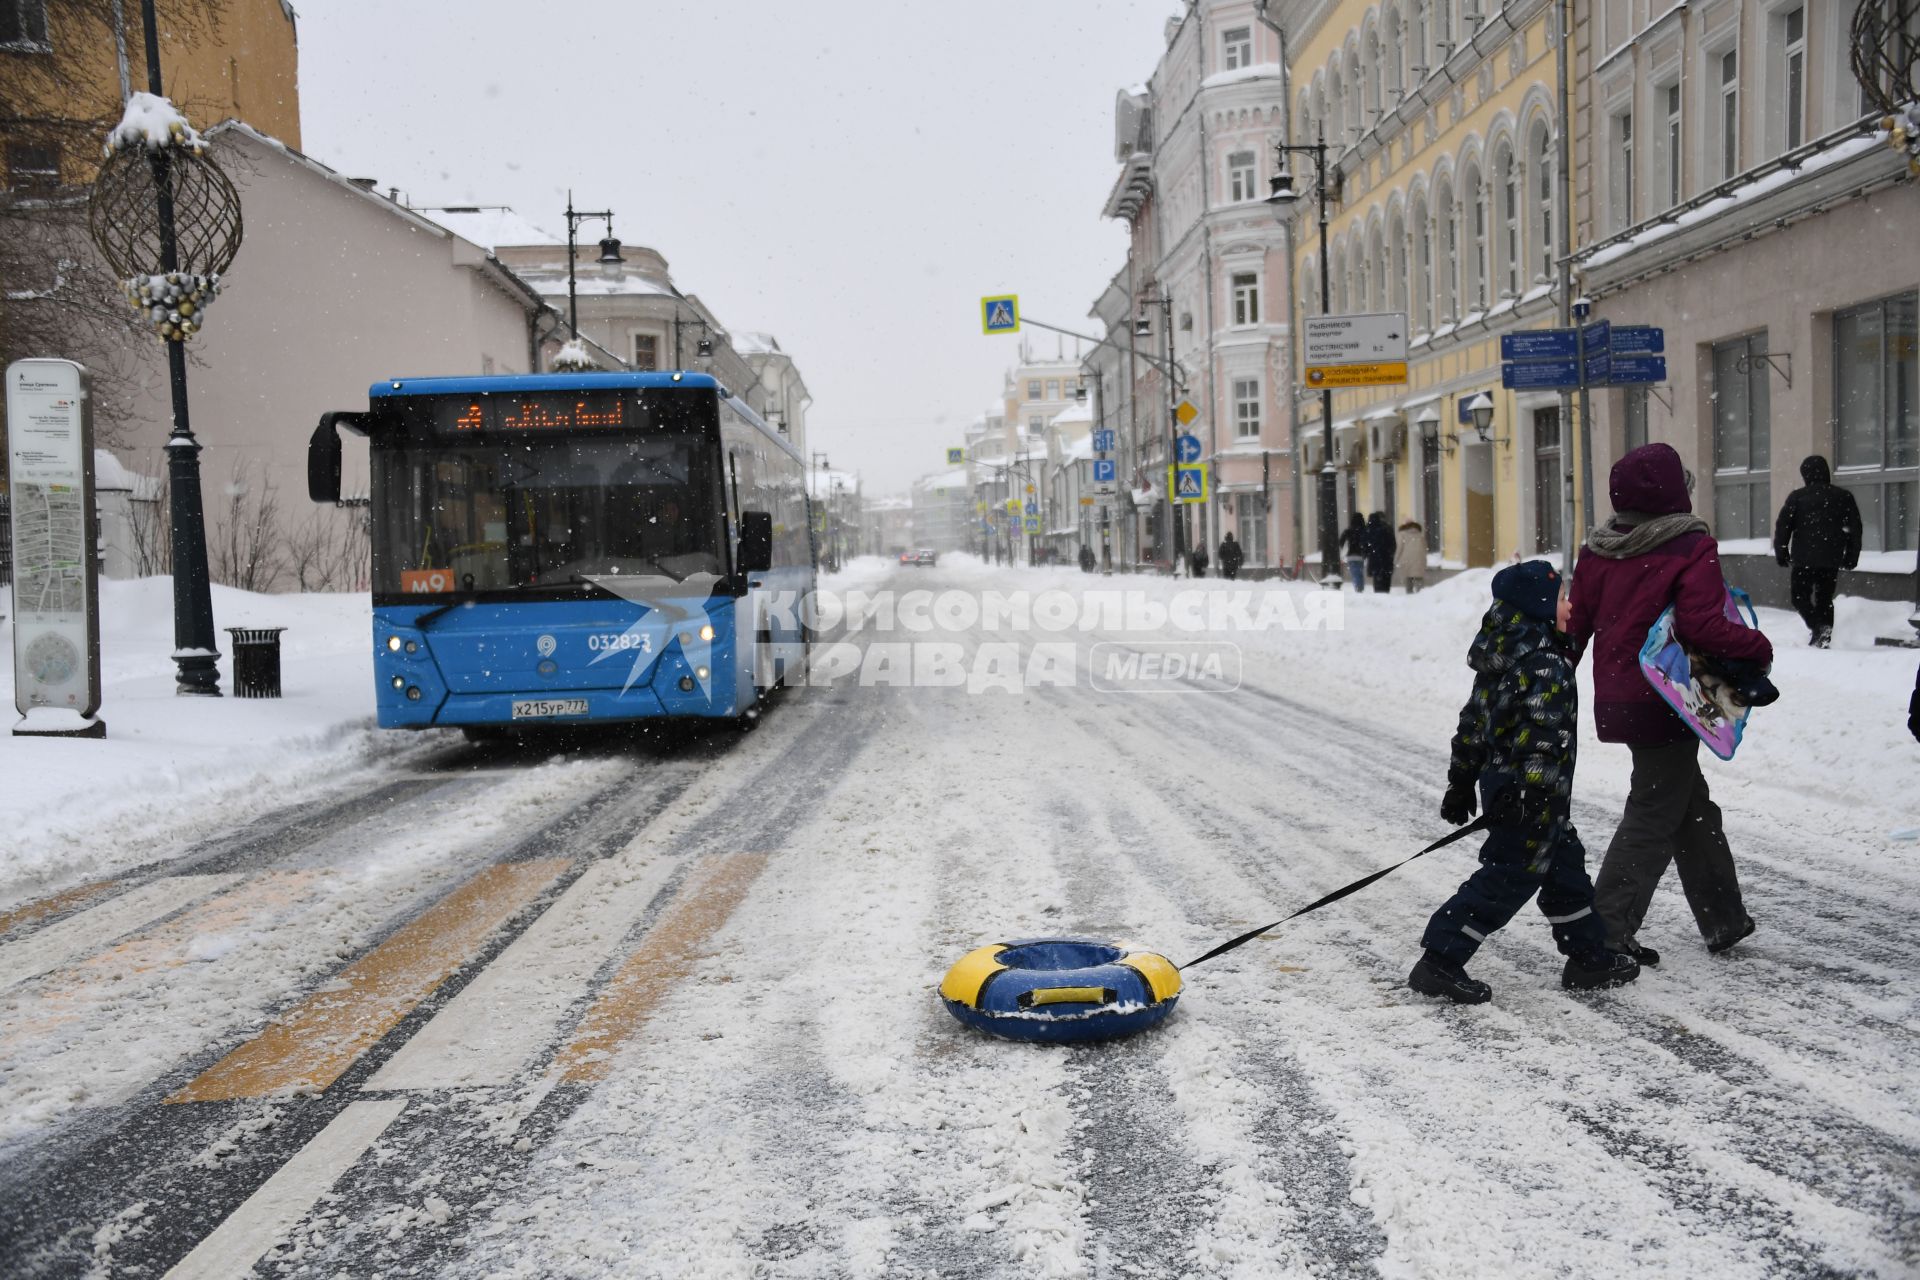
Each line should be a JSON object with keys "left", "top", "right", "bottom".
{"left": 0, "top": 880, "right": 120, "bottom": 939}
{"left": 554, "top": 852, "right": 768, "bottom": 1084}
{"left": 168, "top": 859, "right": 568, "bottom": 1103}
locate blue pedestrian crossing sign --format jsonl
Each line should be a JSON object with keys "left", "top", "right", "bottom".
{"left": 946, "top": 447, "right": 966, "bottom": 465}
{"left": 1168, "top": 463, "right": 1209, "bottom": 504}
{"left": 981, "top": 295, "right": 1020, "bottom": 335}
{"left": 1175, "top": 433, "right": 1203, "bottom": 463}
{"left": 1092, "top": 458, "right": 1117, "bottom": 484}
{"left": 1024, "top": 515, "right": 1040, "bottom": 533}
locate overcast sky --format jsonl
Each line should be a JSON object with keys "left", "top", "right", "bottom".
{"left": 296, "top": 2, "right": 1181, "bottom": 495}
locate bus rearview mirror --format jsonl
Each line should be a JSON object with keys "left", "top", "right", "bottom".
{"left": 308, "top": 417, "right": 342, "bottom": 504}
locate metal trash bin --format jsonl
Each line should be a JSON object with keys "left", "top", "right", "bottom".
{"left": 227, "top": 627, "right": 286, "bottom": 698}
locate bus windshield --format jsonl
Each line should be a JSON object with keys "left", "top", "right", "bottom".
{"left": 371, "top": 430, "right": 726, "bottom": 598}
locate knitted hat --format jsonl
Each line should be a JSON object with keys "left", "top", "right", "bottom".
{"left": 1492, "top": 560, "right": 1562, "bottom": 622}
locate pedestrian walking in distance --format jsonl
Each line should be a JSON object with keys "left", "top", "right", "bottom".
{"left": 1189, "top": 543, "right": 1209, "bottom": 578}
{"left": 1773, "top": 455, "right": 1862, "bottom": 649}
{"left": 1567, "top": 443, "right": 1773, "bottom": 963}
{"left": 1393, "top": 519, "right": 1426, "bottom": 593}
{"left": 1079, "top": 544, "right": 1096, "bottom": 573}
{"left": 1365, "top": 512, "right": 1395, "bottom": 593}
{"left": 1341, "top": 511, "right": 1368, "bottom": 591}
{"left": 1218, "top": 531, "right": 1244, "bottom": 580}
{"left": 1411, "top": 561, "right": 1639, "bottom": 1004}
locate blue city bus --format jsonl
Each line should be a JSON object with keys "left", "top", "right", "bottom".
{"left": 308, "top": 372, "right": 813, "bottom": 732}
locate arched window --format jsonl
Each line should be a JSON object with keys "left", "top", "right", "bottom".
{"left": 1434, "top": 178, "right": 1457, "bottom": 322}
{"left": 1347, "top": 47, "right": 1364, "bottom": 138}
{"left": 1494, "top": 141, "right": 1520, "bottom": 298}
{"left": 1529, "top": 119, "right": 1555, "bottom": 285}
{"left": 1365, "top": 28, "right": 1383, "bottom": 119}
{"left": 1313, "top": 81, "right": 1329, "bottom": 142}
{"left": 1385, "top": 7, "right": 1405, "bottom": 102}
{"left": 1389, "top": 209, "right": 1409, "bottom": 315}
{"left": 1413, "top": 193, "right": 1433, "bottom": 331}
{"left": 1353, "top": 237, "right": 1370, "bottom": 314}
{"left": 1297, "top": 91, "right": 1313, "bottom": 147}
{"left": 1329, "top": 64, "right": 1345, "bottom": 143}
{"left": 1414, "top": 1, "right": 1430, "bottom": 76}
{"left": 1463, "top": 162, "right": 1487, "bottom": 312}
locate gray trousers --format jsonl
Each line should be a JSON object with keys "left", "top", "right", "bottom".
{"left": 1594, "top": 737, "right": 1750, "bottom": 948}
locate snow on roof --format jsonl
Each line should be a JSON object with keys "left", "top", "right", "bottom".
{"left": 1050, "top": 402, "right": 1093, "bottom": 427}
{"left": 734, "top": 331, "right": 781, "bottom": 355}
{"left": 106, "top": 92, "right": 204, "bottom": 155}
{"left": 419, "top": 206, "right": 560, "bottom": 250}
{"left": 1058, "top": 435, "right": 1096, "bottom": 462}
{"left": 509, "top": 264, "right": 674, "bottom": 298}
{"left": 918, "top": 467, "right": 972, "bottom": 492}
{"left": 1201, "top": 62, "right": 1282, "bottom": 91}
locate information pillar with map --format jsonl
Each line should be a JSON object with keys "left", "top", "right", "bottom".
{"left": 6, "top": 359, "right": 104, "bottom": 736}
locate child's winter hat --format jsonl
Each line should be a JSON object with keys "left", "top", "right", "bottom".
{"left": 1492, "top": 560, "right": 1562, "bottom": 622}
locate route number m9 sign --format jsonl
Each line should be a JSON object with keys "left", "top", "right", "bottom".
{"left": 7, "top": 359, "right": 104, "bottom": 737}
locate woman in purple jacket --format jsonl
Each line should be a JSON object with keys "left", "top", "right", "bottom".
{"left": 1565, "top": 443, "right": 1774, "bottom": 963}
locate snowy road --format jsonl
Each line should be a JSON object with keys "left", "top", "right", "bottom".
{"left": 2, "top": 560, "right": 1916, "bottom": 1278}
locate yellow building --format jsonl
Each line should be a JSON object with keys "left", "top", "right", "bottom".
{"left": 2, "top": 0, "right": 300, "bottom": 191}
{"left": 1277, "top": 0, "right": 1580, "bottom": 569}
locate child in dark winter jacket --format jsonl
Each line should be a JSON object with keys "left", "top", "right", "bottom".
{"left": 1409, "top": 561, "right": 1641, "bottom": 1004}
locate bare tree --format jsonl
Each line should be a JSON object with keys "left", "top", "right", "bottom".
{"left": 126, "top": 485, "right": 171, "bottom": 576}
{"left": 1, "top": 1, "right": 231, "bottom": 450}
{"left": 283, "top": 503, "right": 370, "bottom": 593}
{"left": 209, "top": 459, "right": 280, "bottom": 591}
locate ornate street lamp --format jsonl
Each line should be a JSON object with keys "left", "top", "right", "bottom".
{"left": 87, "top": 2, "right": 243, "bottom": 696}
{"left": 563, "top": 192, "right": 617, "bottom": 339}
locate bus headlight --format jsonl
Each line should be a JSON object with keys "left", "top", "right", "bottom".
{"left": 391, "top": 675, "right": 405, "bottom": 689}
{"left": 387, "top": 636, "right": 402, "bottom": 652}
{"left": 699, "top": 624, "right": 714, "bottom": 642}
{"left": 696, "top": 666, "right": 709, "bottom": 681}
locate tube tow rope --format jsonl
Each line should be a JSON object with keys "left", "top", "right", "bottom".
{"left": 1179, "top": 814, "right": 1494, "bottom": 971}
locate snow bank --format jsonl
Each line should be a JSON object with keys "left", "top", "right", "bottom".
{"left": 0, "top": 579, "right": 397, "bottom": 906}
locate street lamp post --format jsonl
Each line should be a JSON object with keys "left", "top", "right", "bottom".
{"left": 1267, "top": 127, "right": 1342, "bottom": 588}
{"left": 1134, "top": 295, "right": 1186, "bottom": 576}
{"left": 87, "top": 0, "right": 245, "bottom": 694}
{"left": 562, "top": 193, "right": 617, "bottom": 340}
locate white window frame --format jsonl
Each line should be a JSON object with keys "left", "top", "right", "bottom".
{"left": 1227, "top": 150, "right": 1257, "bottom": 203}
{"left": 1046, "top": 379, "right": 1059, "bottom": 400}
{"left": 1231, "top": 272, "right": 1261, "bottom": 327}
{"left": 1530, "top": 121, "right": 1555, "bottom": 284}
{"left": 631, "top": 332, "right": 659, "bottom": 371}
{"left": 1233, "top": 377, "right": 1262, "bottom": 438}
{"left": 1660, "top": 80, "right": 1683, "bottom": 208}
{"left": 1774, "top": 4, "right": 1807, "bottom": 153}
{"left": 1610, "top": 107, "right": 1635, "bottom": 232}
{"left": 1496, "top": 145, "right": 1520, "bottom": 298}
{"left": 1223, "top": 26, "right": 1253, "bottom": 71}
{"left": 1717, "top": 47, "right": 1740, "bottom": 180}
{"left": 1028, "top": 380, "right": 1042, "bottom": 400}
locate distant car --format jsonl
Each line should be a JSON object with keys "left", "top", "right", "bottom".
{"left": 914, "top": 548, "right": 938, "bottom": 567}
{"left": 898, "top": 551, "right": 915, "bottom": 565}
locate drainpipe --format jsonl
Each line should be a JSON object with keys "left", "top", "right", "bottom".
{"left": 1195, "top": 3, "right": 1221, "bottom": 560}
{"left": 1255, "top": 0, "right": 1296, "bottom": 563}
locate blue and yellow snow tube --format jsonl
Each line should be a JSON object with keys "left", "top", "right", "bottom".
{"left": 939, "top": 937, "right": 1182, "bottom": 1043}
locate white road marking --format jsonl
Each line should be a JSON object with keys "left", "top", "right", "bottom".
{"left": 161, "top": 1099, "right": 406, "bottom": 1280}
{"left": 0, "top": 875, "right": 241, "bottom": 989}
{"left": 362, "top": 854, "right": 678, "bottom": 1091}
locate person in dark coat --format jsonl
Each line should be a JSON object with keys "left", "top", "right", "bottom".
{"left": 1189, "top": 543, "right": 1209, "bottom": 578}
{"left": 1411, "top": 561, "right": 1639, "bottom": 1004}
{"left": 1566, "top": 443, "right": 1774, "bottom": 963}
{"left": 1365, "top": 512, "right": 1394, "bottom": 592}
{"left": 1773, "top": 455, "right": 1862, "bottom": 648}
{"left": 1340, "top": 512, "right": 1368, "bottom": 590}
{"left": 1079, "top": 544, "right": 1097, "bottom": 573}
{"left": 1218, "top": 531, "right": 1244, "bottom": 580}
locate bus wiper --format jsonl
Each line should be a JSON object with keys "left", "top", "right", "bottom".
{"left": 413, "top": 601, "right": 459, "bottom": 629}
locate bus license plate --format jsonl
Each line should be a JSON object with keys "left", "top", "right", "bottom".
{"left": 511, "top": 698, "right": 589, "bottom": 720}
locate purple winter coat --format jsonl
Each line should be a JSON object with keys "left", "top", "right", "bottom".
{"left": 1566, "top": 444, "right": 1774, "bottom": 744}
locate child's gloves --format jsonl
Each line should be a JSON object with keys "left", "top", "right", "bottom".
{"left": 1440, "top": 771, "right": 1478, "bottom": 826}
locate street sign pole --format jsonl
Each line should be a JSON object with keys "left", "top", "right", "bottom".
{"left": 1575, "top": 306, "right": 1598, "bottom": 565}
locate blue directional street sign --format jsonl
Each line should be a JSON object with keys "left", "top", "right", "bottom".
{"left": 1175, "top": 433, "right": 1203, "bottom": 463}
{"left": 1502, "top": 359, "right": 1581, "bottom": 390}
{"left": 1024, "top": 499, "right": 1037, "bottom": 514}
{"left": 1501, "top": 329, "right": 1578, "bottom": 361}
{"left": 1612, "top": 326, "right": 1665, "bottom": 355}
{"left": 1092, "top": 458, "right": 1117, "bottom": 483}
{"left": 1581, "top": 319, "right": 1612, "bottom": 353}
{"left": 1091, "top": 428, "right": 1116, "bottom": 453}
{"left": 1609, "top": 354, "right": 1668, "bottom": 383}
{"left": 1584, "top": 351, "right": 1612, "bottom": 384}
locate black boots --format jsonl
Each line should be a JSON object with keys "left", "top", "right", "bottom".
{"left": 1408, "top": 954, "right": 1493, "bottom": 1004}
{"left": 1706, "top": 917, "right": 1757, "bottom": 954}
{"left": 1562, "top": 951, "right": 1642, "bottom": 990}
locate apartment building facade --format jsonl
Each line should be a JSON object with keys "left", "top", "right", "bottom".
{"left": 1098, "top": 2, "right": 1298, "bottom": 571}
{"left": 1574, "top": 0, "right": 1918, "bottom": 575}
